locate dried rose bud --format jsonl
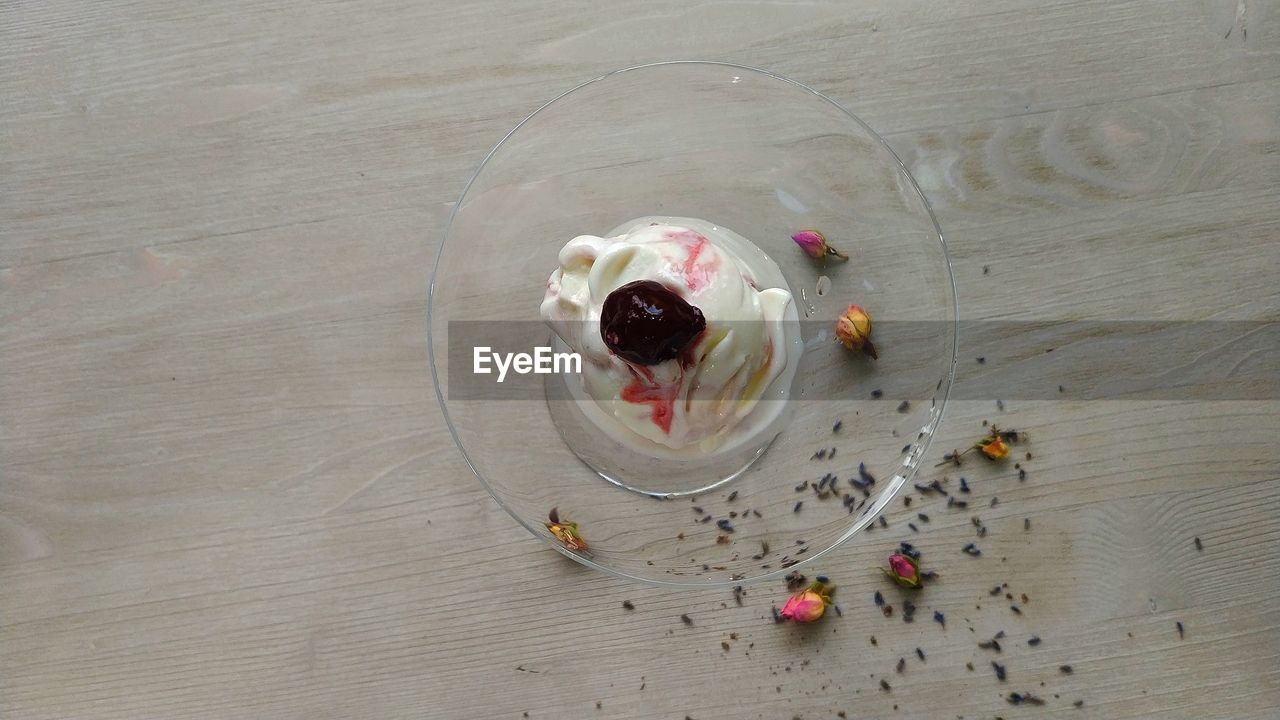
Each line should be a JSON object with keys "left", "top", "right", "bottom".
{"left": 978, "top": 436, "right": 1010, "bottom": 460}
{"left": 835, "top": 304, "right": 878, "bottom": 359}
{"left": 883, "top": 553, "right": 921, "bottom": 588}
{"left": 791, "top": 229, "right": 848, "bottom": 260}
{"left": 780, "top": 590, "right": 826, "bottom": 623}
{"left": 545, "top": 507, "right": 587, "bottom": 551}
{"left": 779, "top": 579, "right": 834, "bottom": 623}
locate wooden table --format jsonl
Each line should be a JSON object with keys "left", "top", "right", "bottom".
{"left": 4, "top": 2, "right": 1278, "bottom": 718}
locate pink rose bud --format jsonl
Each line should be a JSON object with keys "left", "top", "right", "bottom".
{"left": 791, "top": 229, "right": 848, "bottom": 260}
{"left": 779, "top": 579, "right": 834, "bottom": 623}
{"left": 884, "top": 553, "right": 921, "bottom": 588}
{"left": 780, "top": 591, "right": 826, "bottom": 622}
{"left": 835, "top": 304, "right": 878, "bottom": 359}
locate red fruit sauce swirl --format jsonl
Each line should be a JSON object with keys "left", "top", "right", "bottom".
{"left": 601, "top": 280, "right": 707, "bottom": 434}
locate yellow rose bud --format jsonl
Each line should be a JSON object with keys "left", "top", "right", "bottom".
{"left": 835, "top": 304, "right": 878, "bottom": 359}
{"left": 978, "top": 436, "right": 1010, "bottom": 460}
{"left": 545, "top": 507, "right": 588, "bottom": 551}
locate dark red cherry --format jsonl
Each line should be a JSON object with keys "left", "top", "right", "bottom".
{"left": 600, "top": 280, "right": 706, "bottom": 366}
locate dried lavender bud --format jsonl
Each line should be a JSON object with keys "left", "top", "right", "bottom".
{"left": 858, "top": 463, "right": 877, "bottom": 486}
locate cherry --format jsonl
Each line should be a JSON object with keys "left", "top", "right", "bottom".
{"left": 600, "top": 280, "right": 705, "bottom": 366}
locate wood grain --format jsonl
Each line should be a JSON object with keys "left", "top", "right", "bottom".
{"left": 3, "top": 1, "right": 1279, "bottom": 718}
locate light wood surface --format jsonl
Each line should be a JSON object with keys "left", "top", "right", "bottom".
{"left": 3, "top": 2, "right": 1279, "bottom": 718}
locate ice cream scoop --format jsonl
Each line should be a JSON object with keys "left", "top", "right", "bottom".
{"left": 540, "top": 217, "right": 800, "bottom": 454}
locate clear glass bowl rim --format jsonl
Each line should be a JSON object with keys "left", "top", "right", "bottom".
{"left": 428, "top": 60, "right": 959, "bottom": 588}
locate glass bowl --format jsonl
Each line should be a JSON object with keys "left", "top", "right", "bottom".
{"left": 430, "top": 61, "right": 956, "bottom": 587}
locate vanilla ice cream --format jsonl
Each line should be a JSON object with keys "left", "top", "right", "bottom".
{"left": 540, "top": 217, "right": 801, "bottom": 456}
